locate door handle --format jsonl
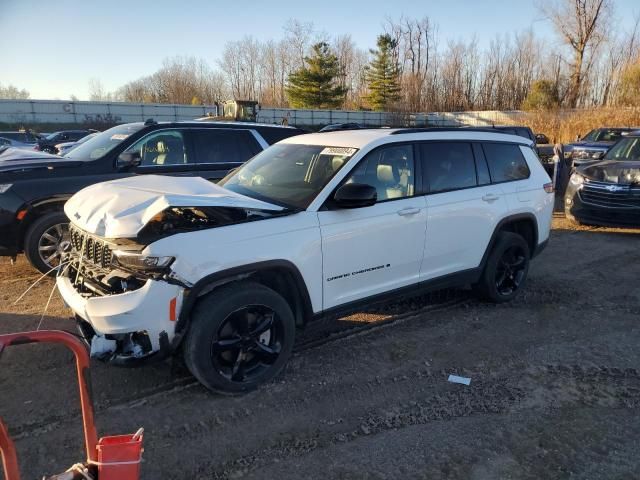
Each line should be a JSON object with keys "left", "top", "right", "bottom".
{"left": 482, "top": 193, "right": 500, "bottom": 203}
{"left": 397, "top": 207, "right": 421, "bottom": 216}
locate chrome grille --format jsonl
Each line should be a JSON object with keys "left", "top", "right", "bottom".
{"left": 69, "top": 224, "right": 113, "bottom": 268}
{"left": 579, "top": 181, "right": 640, "bottom": 209}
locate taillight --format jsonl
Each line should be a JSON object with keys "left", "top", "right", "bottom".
{"left": 33, "top": 145, "right": 40, "bottom": 151}
{"left": 543, "top": 182, "right": 554, "bottom": 193}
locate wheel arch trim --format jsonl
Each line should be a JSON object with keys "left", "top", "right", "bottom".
{"left": 175, "top": 260, "right": 314, "bottom": 338}
{"left": 479, "top": 213, "right": 539, "bottom": 269}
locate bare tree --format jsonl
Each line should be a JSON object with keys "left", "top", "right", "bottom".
{"left": 0, "top": 83, "right": 30, "bottom": 99}
{"left": 88, "top": 78, "right": 113, "bottom": 101}
{"left": 283, "top": 18, "right": 315, "bottom": 69}
{"left": 540, "top": 0, "right": 613, "bottom": 107}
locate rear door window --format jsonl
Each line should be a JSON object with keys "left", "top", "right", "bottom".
{"left": 482, "top": 143, "right": 530, "bottom": 183}
{"left": 421, "top": 142, "right": 477, "bottom": 193}
{"left": 192, "top": 129, "right": 261, "bottom": 164}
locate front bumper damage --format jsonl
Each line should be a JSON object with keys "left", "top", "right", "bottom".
{"left": 57, "top": 268, "right": 186, "bottom": 366}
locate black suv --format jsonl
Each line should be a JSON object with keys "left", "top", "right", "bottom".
{"left": 36, "top": 130, "right": 97, "bottom": 154}
{"left": 0, "top": 120, "right": 304, "bottom": 273}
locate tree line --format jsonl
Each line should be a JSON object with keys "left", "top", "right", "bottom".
{"left": 4, "top": 1, "right": 640, "bottom": 112}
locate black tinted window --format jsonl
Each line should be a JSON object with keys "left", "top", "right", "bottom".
{"left": 514, "top": 128, "right": 533, "bottom": 141}
{"left": 192, "top": 129, "right": 260, "bottom": 164}
{"left": 482, "top": 143, "right": 530, "bottom": 182}
{"left": 255, "top": 127, "right": 304, "bottom": 145}
{"left": 422, "top": 142, "right": 477, "bottom": 193}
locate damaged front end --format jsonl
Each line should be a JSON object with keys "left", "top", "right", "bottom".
{"left": 58, "top": 224, "right": 186, "bottom": 366}
{"left": 57, "top": 175, "right": 290, "bottom": 365}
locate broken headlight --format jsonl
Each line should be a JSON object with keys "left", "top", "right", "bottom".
{"left": 112, "top": 251, "right": 174, "bottom": 272}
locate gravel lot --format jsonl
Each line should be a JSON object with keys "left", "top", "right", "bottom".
{"left": 2, "top": 217, "right": 640, "bottom": 479}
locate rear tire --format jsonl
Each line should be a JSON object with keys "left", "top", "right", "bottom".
{"left": 183, "top": 282, "right": 295, "bottom": 394}
{"left": 24, "top": 211, "right": 70, "bottom": 275}
{"left": 475, "top": 232, "right": 530, "bottom": 303}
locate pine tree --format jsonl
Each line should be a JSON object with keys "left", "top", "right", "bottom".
{"left": 365, "top": 34, "right": 401, "bottom": 111}
{"left": 286, "top": 42, "right": 347, "bottom": 109}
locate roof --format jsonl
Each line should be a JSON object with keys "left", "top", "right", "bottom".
{"left": 191, "top": 119, "right": 299, "bottom": 129}
{"left": 279, "top": 128, "right": 534, "bottom": 149}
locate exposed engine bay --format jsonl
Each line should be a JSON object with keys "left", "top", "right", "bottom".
{"left": 138, "top": 206, "right": 287, "bottom": 243}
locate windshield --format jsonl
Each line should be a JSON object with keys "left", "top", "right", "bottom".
{"left": 582, "top": 129, "right": 626, "bottom": 142}
{"left": 604, "top": 137, "right": 640, "bottom": 161}
{"left": 65, "top": 124, "right": 144, "bottom": 160}
{"left": 45, "top": 132, "right": 60, "bottom": 140}
{"left": 220, "top": 143, "right": 358, "bottom": 209}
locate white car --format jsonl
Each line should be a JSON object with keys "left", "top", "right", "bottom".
{"left": 55, "top": 132, "right": 98, "bottom": 156}
{"left": 57, "top": 128, "right": 554, "bottom": 393}
{"left": 0, "top": 136, "right": 37, "bottom": 150}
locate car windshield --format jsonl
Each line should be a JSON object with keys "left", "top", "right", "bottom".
{"left": 220, "top": 143, "right": 358, "bottom": 209}
{"left": 75, "top": 132, "right": 97, "bottom": 145}
{"left": 604, "top": 137, "right": 640, "bottom": 161}
{"left": 582, "top": 129, "right": 625, "bottom": 142}
{"left": 64, "top": 124, "right": 144, "bottom": 160}
{"left": 45, "top": 132, "right": 60, "bottom": 140}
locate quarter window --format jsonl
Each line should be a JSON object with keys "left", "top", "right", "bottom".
{"left": 127, "top": 130, "right": 189, "bottom": 166}
{"left": 344, "top": 145, "right": 415, "bottom": 201}
{"left": 482, "top": 143, "right": 530, "bottom": 182}
{"left": 421, "top": 142, "right": 476, "bottom": 193}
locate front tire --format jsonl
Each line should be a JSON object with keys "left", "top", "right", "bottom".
{"left": 183, "top": 282, "right": 296, "bottom": 394}
{"left": 475, "top": 232, "right": 530, "bottom": 303}
{"left": 24, "top": 211, "right": 70, "bottom": 275}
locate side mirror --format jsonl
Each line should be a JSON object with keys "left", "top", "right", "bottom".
{"left": 117, "top": 151, "right": 141, "bottom": 168}
{"left": 333, "top": 183, "right": 377, "bottom": 208}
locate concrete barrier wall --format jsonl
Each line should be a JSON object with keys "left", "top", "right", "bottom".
{"left": 0, "top": 99, "right": 528, "bottom": 128}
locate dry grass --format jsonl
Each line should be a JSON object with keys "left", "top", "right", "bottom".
{"left": 518, "top": 108, "right": 640, "bottom": 144}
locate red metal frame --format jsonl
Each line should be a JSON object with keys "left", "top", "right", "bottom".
{"left": 0, "top": 419, "right": 20, "bottom": 480}
{"left": 0, "top": 330, "right": 99, "bottom": 479}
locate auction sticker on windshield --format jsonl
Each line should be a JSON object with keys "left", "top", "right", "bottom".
{"left": 320, "top": 147, "right": 357, "bottom": 156}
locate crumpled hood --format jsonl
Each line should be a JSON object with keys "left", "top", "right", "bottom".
{"left": 65, "top": 175, "right": 284, "bottom": 238}
{"left": 579, "top": 160, "right": 640, "bottom": 184}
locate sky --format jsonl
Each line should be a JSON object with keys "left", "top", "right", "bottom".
{"left": 1, "top": 0, "right": 639, "bottom": 100}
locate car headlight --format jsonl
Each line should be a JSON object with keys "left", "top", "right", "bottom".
{"left": 569, "top": 172, "right": 585, "bottom": 186}
{"left": 564, "top": 151, "right": 572, "bottom": 159}
{"left": 592, "top": 151, "right": 605, "bottom": 159}
{"left": 0, "top": 184, "right": 13, "bottom": 194}
{"left": 112, "top": 251, "right": 174, "bottom": 272}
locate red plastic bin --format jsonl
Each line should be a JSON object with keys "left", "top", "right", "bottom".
{"left": 95, "top": 430, "right": 144, "bottom": 480}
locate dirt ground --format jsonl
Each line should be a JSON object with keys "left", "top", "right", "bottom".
{"left": 2, "top": 216, "right": 640, "bottom": 479}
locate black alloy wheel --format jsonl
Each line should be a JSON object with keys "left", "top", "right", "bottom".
{"left": 494, "top": 245, "right": 527, "bottom": 296}
{"left": 211, "top": 305, "right": 283, "bottom": 383}
{"left": 475, "top": 231, "right": 530, "bottom": 303}
{"left": 183, "top": 282, "right": 295, "bottom": 394}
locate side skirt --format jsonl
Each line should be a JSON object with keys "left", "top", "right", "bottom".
{"left": 313, "top": 267, "right": 481, "bottom": 322}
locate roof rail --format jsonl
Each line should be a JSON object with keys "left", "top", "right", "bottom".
{"left": 390, "top": 126, "right": 515, "bottom": 135}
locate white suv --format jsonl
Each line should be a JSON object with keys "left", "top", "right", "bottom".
{"left": 57, "top": 128, "right": 554, "bottom": 393}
